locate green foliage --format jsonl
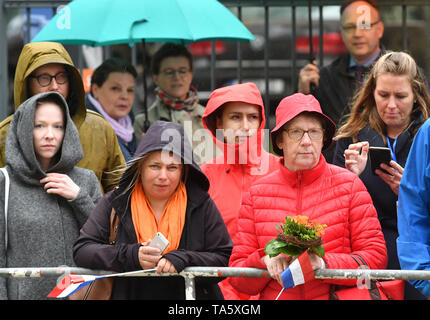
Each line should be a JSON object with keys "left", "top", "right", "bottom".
{"left": 264, "top": 238, "right": 309, "bottom": 257}
{"left": 264, "top": 215, "right": 326, "bottom": 258}
{"left": 281, "top": 216, "right": 321, "bottom": 241}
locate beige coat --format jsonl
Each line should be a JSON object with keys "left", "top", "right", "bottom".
{"left": 0, "top": 42, "right": 125, "bottom": 193}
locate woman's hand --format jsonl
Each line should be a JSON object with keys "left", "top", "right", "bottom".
{"left": 308, "top": 253, "right": 323, "bottom": 270}
{"left": 262, "top": 254, "right": 292, "bottom": 286}
{"left": 344, "top": 141, "right": 369, "bottom": 176}
{"left": 138, "top": 242, "right": 163, "bottom": 270}
{"left": 156, "top": 258, "right": 177, "bottom": 274}
{"left": 376, "top": 160, "right": 404, "bottom": 195}
{"left": 40, "top": 173, "right": 80, "bottom": 200}
{"left": 138, "top": 242, "right": 177, "bottom": 273}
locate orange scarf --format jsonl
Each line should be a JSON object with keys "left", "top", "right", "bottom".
{"left": 130, "top": 180, "right": 187, "bottom": 254}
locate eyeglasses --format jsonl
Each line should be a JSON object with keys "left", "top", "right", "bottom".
{"left": 284, "top": 128, "right": 324, "bottom": 142}
{"left": 29, "top": 72, "right": 68, "bottom": 87}
{"left": 341, "top": 20, "right": 380, "bottom": 34}
{"left": 161, "top": 68, "right": 190, "bottom": 78}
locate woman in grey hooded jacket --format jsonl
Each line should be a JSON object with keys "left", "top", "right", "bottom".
{"left": 0, "top": 92, "right": 102, "bottom": 300}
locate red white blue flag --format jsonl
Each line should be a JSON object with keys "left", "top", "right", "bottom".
{"left": 281, "top": 250, "right": 315, "bottom": 289}
{"left": 48, "top": 269, "right": 156, "bottom": 298}
{"left": 48, "top": 274, "right": 102, "bottom": 298}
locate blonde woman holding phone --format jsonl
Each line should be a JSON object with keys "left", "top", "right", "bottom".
{"left": 333, "top": 51, "right": 430, "bottom": 300}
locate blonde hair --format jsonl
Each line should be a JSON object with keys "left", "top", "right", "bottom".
{"left": 335, "top": 51, "right": 430, "bottom": 143}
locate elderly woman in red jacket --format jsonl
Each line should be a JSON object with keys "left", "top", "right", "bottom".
{"left": 229, "top": 93, "right": 387, "bottom": 300}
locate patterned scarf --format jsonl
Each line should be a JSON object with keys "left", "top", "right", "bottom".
{"left": 156, "top": 86, "right": 199, "bottom": 111}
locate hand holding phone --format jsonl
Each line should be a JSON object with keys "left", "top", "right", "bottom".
{"left": 148, "top": 232, "right": 169, "bottom": 256}
{"left": 369, "top": 147, "right": 392, "bottom": 175}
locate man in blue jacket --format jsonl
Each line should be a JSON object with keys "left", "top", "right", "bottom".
{"left": 397, "top": 119, "right": 430, "bottom": 299}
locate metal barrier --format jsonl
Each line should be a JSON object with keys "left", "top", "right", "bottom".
{"left": 0, "top": 266, "right": 429, "bottom": 300}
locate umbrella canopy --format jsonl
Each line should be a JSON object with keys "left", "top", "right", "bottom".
{"left": 32, "top": 0, "right": 255, "bottom": 46}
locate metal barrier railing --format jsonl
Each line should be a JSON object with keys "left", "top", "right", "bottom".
{"left": 0, "top": 266, "right": 429, "bottom": 300}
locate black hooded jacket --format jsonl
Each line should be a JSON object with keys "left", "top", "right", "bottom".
{"left": 73, "top": 121, "right": 232, "bottom": 300}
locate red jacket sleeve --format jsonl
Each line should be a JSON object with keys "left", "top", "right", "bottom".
{"left": 322, "top": 176, "right": 388, "bottom": 285}
{"left": 228, "top": 192, "right": 271, "bottom": 295}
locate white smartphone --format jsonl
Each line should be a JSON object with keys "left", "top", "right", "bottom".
{"left": 148, "top": 232, "right": 169, "bottom": 255}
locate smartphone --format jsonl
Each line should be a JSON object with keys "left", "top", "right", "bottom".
{"left": 369, "top": 147, "right": 392, "bottom": 175}
{"left": 148, "top": 232, "right": 169, "bottom": 256}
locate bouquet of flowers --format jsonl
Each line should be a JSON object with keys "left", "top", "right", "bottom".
{"left": 265, "top": 215, "right": 327, "bottom": 258}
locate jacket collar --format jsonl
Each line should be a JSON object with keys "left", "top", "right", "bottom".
{"left": 358, "top": 112, "right": 423, "bottom": 151}
{"left": 336, "top": 45, "right": 386, "bottom": 76}
{"left": 278, "top": 154, "right": 327, "bottom": 187}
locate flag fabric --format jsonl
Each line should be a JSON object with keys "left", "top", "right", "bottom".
{"left": 48, "top": 274, "right": 102, "bottom": 298}
{"left": 280, "top": 250, "right": 315, "bottom": 290}
{"left": 47, "top": 269, "right": 157, "bottom": 298}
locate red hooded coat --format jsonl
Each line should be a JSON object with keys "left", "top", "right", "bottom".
{"left": 201, "top": 82, "right": 278, "bottom": 240}
{"left": 201, "top": 83, "right": 279, "bottom": 299}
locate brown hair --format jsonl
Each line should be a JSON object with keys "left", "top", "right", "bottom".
{"left": 35, "top": 93, "right": 67, "bottom": 126}
{"left": 335, "top": 51, "right": 430, "bottom": 143}
{"left": 118, "top": 151, "right": 189, "bottom": 197}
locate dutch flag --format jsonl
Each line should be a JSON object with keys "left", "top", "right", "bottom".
{"left": 47, "top": 269, "right": 157, "bottom": 298}
{"left": 48, "top": 274, "right": 103, "bottom": 298}
{"left": 276, "top": 250, "right": 315, "bottom": 299}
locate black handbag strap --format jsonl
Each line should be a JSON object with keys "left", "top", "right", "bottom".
{"left": 351, "top": 254, "right": 382, "bottom": 300}
{"left": 352, "top": 254, "right": 395, "bottom": 300}
{"left": 330, "top": 254, "right": 394, "bottom": 300}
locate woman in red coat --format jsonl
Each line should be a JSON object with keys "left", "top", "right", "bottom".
{"left": 229, "top": 93, "right": 387, "bottom": 300}
{"left": 201, "top": 82, "right": 278, "bottom": 299}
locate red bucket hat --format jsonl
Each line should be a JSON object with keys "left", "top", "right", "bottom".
{"left": 271, "top": 93, "right": 336, "bottom": 156}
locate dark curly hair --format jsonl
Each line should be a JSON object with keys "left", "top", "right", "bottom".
{"left": 151, "top": 43, "right": 193, "bottom": 75}
{"left": 90, "top": 57, "right": 137, "bottom": 95}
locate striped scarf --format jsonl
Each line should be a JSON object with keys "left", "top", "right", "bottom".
{"left": 156, "top": 86, "right": 199, "bottom": 111}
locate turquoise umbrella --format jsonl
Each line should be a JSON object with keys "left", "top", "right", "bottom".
{"left": 32, "top": 0, "right": 254, "bottom": 129}
{"left": 32, "top": 0, "right": 255, "bottom": 45}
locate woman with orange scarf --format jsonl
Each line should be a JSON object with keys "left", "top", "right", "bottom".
{"left": 73, "top": 121, "right": 232, "bottom": 300}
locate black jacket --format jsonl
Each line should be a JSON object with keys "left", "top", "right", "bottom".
{"left": 312, "top": 50, "right": 384, "bottom": 162}
{"left": 73, "top": 121, "right": 233, "bottom": 300}
{"left": 333, "top": 121, "right": 430, "bottom": 300}
{"left": 333, "top": 121, "right": 421, "bottom": 270}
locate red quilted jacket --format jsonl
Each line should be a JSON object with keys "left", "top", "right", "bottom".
{"left": 229, "top": 156, "right": 387, "bottom": 300}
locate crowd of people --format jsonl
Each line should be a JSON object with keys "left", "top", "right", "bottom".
{"left": 0, "top": 0, "right": 429, "bottom": 300}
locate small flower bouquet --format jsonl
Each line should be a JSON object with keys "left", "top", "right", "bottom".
{"left": 264, "top": 215, "right": 327, "bottom": 258}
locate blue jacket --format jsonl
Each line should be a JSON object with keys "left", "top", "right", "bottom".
{"left": 397, "top": 118, "right": 430, "bottom": 298}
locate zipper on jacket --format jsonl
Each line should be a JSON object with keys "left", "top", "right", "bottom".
{"left": 241, "top": 166, "right": 245, "bottom": 193}
{"left": 296, "top": 172, "right": 303, "bottom": 214}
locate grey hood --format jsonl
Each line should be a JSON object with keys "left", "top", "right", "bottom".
{"left": 6, "top": 91, "right": 83, "bottom": 186}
